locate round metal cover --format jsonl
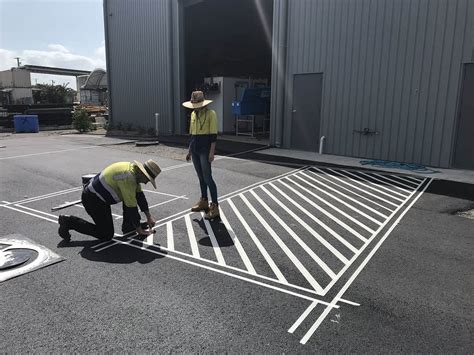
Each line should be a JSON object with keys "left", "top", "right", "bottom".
{"left": 0, "top": 248, "right": 36, "bottom": 270}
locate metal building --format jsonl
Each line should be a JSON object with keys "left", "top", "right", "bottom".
{"left": 103, "top": 0, "right": 474, "bottom": 169}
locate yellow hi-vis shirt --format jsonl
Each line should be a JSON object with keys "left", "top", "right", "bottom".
{"left": 87, "top": 162, "right": 143, "bottom": 208}
{"left": 189, "top": 108, "right": 218, "bottom": 153}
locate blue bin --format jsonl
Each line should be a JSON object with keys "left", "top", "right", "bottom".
{"left": 13, "top": 115, "right": 39, "bottom": 133}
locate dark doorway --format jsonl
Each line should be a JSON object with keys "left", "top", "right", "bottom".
{"left": 290, "top": 73, "right": 323, "bottom": 152}
{"left": 453, "top": 64, "right": 474, "bottom": 169}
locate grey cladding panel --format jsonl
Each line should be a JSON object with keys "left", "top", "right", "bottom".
{"left": 284, "top": 0, "right": 473, "bottom": 167}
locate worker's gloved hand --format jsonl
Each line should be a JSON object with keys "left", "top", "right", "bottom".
{"left": 147, "top": 216, "right": 156, "bottom": 228}
{"left": 136, "top": 226, "right": 151, "bottom": 236}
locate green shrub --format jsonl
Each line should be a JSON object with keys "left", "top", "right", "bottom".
{"left": 72, "top": 108, "right": 93, "bottom": 132}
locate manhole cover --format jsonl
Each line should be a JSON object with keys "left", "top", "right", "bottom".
{"left": 0, "top": 248, "right": 36, "bottom": 270}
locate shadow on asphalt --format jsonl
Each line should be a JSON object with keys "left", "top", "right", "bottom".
{"left": 57, "top": 238, "right": 166, "bottom": 264}
{"left": 193, "top": 217, "right": 235, "bottom": 247}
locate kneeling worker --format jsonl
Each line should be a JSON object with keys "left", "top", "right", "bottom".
{"left": 58, "top": 159, "right": 161, "bottom": 242}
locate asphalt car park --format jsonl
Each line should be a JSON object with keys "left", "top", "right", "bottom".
{"left": 0, "top": 133, "right": 472, "bottom": 353}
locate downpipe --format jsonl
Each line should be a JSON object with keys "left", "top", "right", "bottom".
{"left": 319, "top": 136, "right": 326, "bottom": 155}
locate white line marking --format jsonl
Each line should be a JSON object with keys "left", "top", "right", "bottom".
{"left": 250, "top": 190, "right": 337, "bottom": 279}
{"left": 201, "top": 212, "right": 226, "bottom": 265}
{"left": 240, "top": 193, "right": 324, "bottom": 294}
{"left": 110, "top": 237, "right": 328, "bottom": 303}
{"left": 322, "top": 168, "right": 399, "bottom": 208}
{"left": 142, "top": 190, "right": 188, "bottom": 199}
{"left": 338, "top": 298, "right": 361, "bottom": 306}
{"left": 0, "top": 146, "right": 98, "bottom": 160}
{"left": 185, "top": 214, "right": 200, "bottom": 258}
{"left": 91, "top": 240, "right": 112, "bottom": 249}
{"left": 13, "top": 204, "right": 59, "bottom": 218}
{"left": 166, "top": 222, "right": 174, "bottom": 251}
{"left": 114, "top": 196, "right": 186, "bottom": 220}
{"left": 340, "top": 170, "right": 405, "bottom": 201}
{"left": 279, "top": 180, "right": 369, "bottom": 242}
{"left": 269, "top": 183, "right": 358, "bottom": 254}
{"left": 287, "top": 176, "right": 376, "bottom": 234}
{"left": 261, "top": 185, "right": 353, "bottom": 261}
{"left": 305, "top": 170, "right": 389, "bottom": 218}
{"left": 388, "top": 174, "right": 420, "bottom": 186}
{"left": 358, "top": 171, "right": 411, "bottom": 195}
{"left": 288, "top": 301, "right": 318, "bottom": 333}
{"left": 371, "top": 173, "right": 416, "bottom": 190}
{"left": 95, "top": 241, "right": 117, "bottom": 252}
{"left": 1, "top": 202, "right": 58, "bottom": 223}
{"left": 228, "top": 198, "right": 288, "bottom": 284}
{"left": 297, "top": 172, "right": 383, "bottom": 226}
{"left": 219, "top": 207, "right": 256, "bottom": 274}
{"left": 143, "top": 233, "right": 154, "bottom": 246}
{"left": 10, "top": 187, "right": 82, "bottom": 205}
{"left": 394, "top": 174, "right": 423, "bottom": 184}
{"left": 299, "top": 179, "right": 431, "bottom": 344}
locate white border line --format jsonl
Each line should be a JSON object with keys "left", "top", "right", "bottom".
{"left": 299, "top": 178, "right": 432, "bottom": 344}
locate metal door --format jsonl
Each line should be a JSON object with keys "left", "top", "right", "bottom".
{"left": 453, "top": 64, "right": 474, "bottom": 169}
{"left": 291, "top": 73, "right": 323, "bottom": 152}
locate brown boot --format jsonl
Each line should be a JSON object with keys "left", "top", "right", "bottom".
{"left": 205, "top": 202, "right": 220, "bottom": 220}
{"left": 191, "top": 197, "right": 209, "bottom": 212}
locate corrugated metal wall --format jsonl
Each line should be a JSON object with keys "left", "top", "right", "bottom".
{"left": 282, "top": 0, "right": 474, "bottom": 167}
{"left": 104, "top": 0, "right": 174, "bottom": 134}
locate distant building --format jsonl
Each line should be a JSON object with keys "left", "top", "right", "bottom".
{"left": 0, "top": 68, "right": 33, "bottom": 105}
{"left": 103, "top": 0, "right": 474, "bottom": 169}
{"left": 78, "top": 68, "right": 108, "bottom": 106}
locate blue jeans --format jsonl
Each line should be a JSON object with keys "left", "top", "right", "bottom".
{"left": 192, "top": 150, "right": 218, "bottom": 203}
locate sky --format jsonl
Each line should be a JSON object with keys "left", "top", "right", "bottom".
{"left": 0, "top": 0, "right": 105, "bottom": 89}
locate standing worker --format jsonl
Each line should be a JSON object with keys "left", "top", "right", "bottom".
{"left": 58, "top": 159, "right": 161, "bottom": 242}
{"left": 183, "top": 91, "right": 220, "bottom": 220}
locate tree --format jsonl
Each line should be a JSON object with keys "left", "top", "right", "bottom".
{"left": 33, "top": 83, "right": 76, "bottom": 104}
{"left": 72, "top": 108, "right": 94, "bottom": 132}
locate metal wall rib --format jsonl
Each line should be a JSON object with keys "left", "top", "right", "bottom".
{"left": 283, "top": 0, "right": 474, "bottom": 167}
{"left": 105, "top": 0, "right": 173, "bottom": 134}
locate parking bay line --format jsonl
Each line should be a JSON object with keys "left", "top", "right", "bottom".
{"left": 299, "top": 178, "right": 431, "bottom": 344}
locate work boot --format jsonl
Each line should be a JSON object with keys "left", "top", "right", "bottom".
{"left": 58, "top": 215, "right": 71, "bottom": 242}
{"left": 205, "top": 203, "right": 220, "bottom": 220}
{"left": 191, "top": 197, "right": 208, "bottom": 212}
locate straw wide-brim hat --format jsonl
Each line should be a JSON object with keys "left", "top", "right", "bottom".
{"left": 134, "top": 159, "right": 161, "bottom": 188}
{"left": 182, "top": 91, "right": 213, "bottom": 109}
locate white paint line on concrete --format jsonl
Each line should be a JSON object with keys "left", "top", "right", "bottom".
{"left": 340, "top": 170, "right": 405, "bottom": 202}
{"left": 9, "top": 187, "right": 82, "bottom": 205}
{"left": 228, "top": 198, "right": 288, "bottom": 284}
{"left": 114, "top": 196, "right": 186, "bottom": 220}
{"left": 142, "top": 189, "right": 188, "bottom": 199}
{"left": 357, "top": 171, "right": 411, "bottom": 196}
{"left": 321, "top": 168, "right": 399, "bottom": 209}
{"left": 250, "top": 190, "right": 337, "bottom": 279}
{"left": 166, "top": 222, "right": 174, "bottom": 251}
{"left": 91, "top": 240, "right": 112, "bottom": 249}
{"left": 311, "top": 167, "right": 394, "bottom": 214}
{"left": 201, "top": 212, "right": 226, "bottom": 266}
{"left": 1, "top": 202, "right": 58, "bottom": 223}
{"left": 338, "top": 298, "right": 361, "bottom": 306}
{"left": 388, "top": 174, "right": 420, "bottom": 187}
{"left": 288, "top": 301, "right": 318, "bottom": 334}
{"left": 95, "top": 241, "right": 118, "bottom": 252}
{"left": 299, "top": 178, "right": 431, "bottom": 344}
{"left": 0, "top": 146, "right": 98, "bottom": 160}
{"left": 371, "top": 172, "right": 417, "bottom": 190}
{"left": 297, "top": 172, "right": 383, "bottom": 226}
{"left": 241, "top": 193, "right": 324, "bottom": 294}
{"left": 288, "top": 175, "right": 377, "bottom": 234}
{"left": 305, "top": 170, "right": 389, "bottom": 219}
{"left": 261, "top": 185, "right": 353, "bottom": 261}
{"left": 394, "top": 174, "right": 423, "bottom": 184}
{"left": 219, "top": 207, "right": 256, "bottom": 275}
{"left": 111, "top": 237, "right": 327, "bottom": 303}
{"left": 14, "top": 203, "right": 59, "bottom": 219}
{"left": 185, "top": 214, "right": 200, "bottom": 258}
{"left": 279, "top": 179, "right": 369, "bottom": 243}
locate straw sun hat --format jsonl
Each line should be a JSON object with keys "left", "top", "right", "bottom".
{"left": 182, "top": 91, "right": 213, "bottom": 109}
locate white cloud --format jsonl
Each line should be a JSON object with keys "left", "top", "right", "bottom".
{"left": 0, "top": 44, "right": 106, "bottom": 71}
{"left": 0, "top": 44, "right": 106, "bottom": 90}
